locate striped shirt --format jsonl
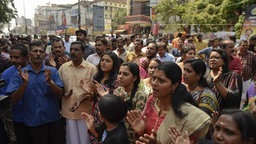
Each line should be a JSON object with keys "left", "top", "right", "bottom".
{"left": 238, "top": 50, "right": 256, "bottom": 81}
{"left": 6, "top": 64, "right": 63, "bottom": 126}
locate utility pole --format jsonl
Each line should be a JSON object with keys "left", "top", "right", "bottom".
{"left": 78, "top": 0, "right": 81, "bottom": 29}
{"left": 23, "top": 0, "right": 28, "bottom": 34}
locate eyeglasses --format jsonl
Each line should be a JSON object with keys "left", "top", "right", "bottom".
{"left": 209, "top": 56, "right": 222, "bottom": 60}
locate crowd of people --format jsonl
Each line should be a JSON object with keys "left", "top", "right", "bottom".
{"left": 0, "top": 30, "right": 256, "bottom": 144}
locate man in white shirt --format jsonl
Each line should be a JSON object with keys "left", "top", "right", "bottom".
{"left": 64, "top": 35, "right": 71, "bottom": 54}
{"left": 156, "top": 41, "right": 175, "bottom": 62}
{"left": 86, "top": 38, "right": 107, "bottom": 66}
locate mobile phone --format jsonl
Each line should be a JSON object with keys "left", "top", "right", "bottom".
{"left": 0, "top": 79, "right": 6, "bottom": 88}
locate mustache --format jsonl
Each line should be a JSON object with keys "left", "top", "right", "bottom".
{"left": 70, "top": 54, "right": 77, "bottom": 58}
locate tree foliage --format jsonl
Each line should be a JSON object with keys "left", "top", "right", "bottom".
{"left": 0, "top": 0, "right": 17, "bottom": 23}
{"left": 111, "top": 8, "right": 127, "bottom": 30}
{"left": 154, "top": 0, "right": 255, "bottom": 33}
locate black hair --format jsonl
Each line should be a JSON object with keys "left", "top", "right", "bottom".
{"left": 95, "top": 38, "right": 108, "bottom": 46}
{"left": 149, "top": 58, "right": 161, "bottom": 65}
{"left": 146, "top": 39, "right": 156, "bottom": 46}
{"left": 95, "top": 36, "right": 103, "bottom": 41}
{"left": 177, "top": 33, "right": 182, "bottom": 37}
{"left": 249, "top": 35, "right": 256, "bottom": 41}
{"left": 131, "top": 34, "right": 136, "bottom": 41}
{"left": 157, "top": 61, "right": 197, "bottom": 118}
{"left": 76, "top": 29, "right": 87, "bottom": 36}
{"left": 220, "top": 42, "right": 228, "bottom": 49}
{"left": 120, "top": 62, "right": 140, "bottom": 110}
{"left": 210, "top": 48, "right": 230, "bottom": 74}
{"left": 228, "top": 35, "right": 236, "bottom": 43}
{"left": 156, "top": 41, "right": 167, "bottom": 51}
{"left": 52, "top": 37, "right": 65, "bottom": 47}
{"left": 135, "top": 38, "right": 143, "bottom": 46}
{"left": 197, "top": 33, "right": 203, "bottom": 38}
{"left": 111, "top": 38, "right": 117, "bottom": 42}
{"left": 0, "top": 38, "right": 8, "bottom": 45}
{"left": 94, "top": 51, "right": 120, "bottom": 91}
{"left": 10, "top": 44, "right": 28, "bottom": 57}
{"left": 218, "top": 109, "right": 256, "bottom": 143}
{"left": 239, "top": 40, "right": 248, "bottom": 46}
{"left": 184, "top": 59, "right": 209, "bottom": 88}
{"left": 98, "top": 94, "right": 127, "bottom": 123}
{"left": 117, "top": 37, "right": 124, "bottom": 43}
{"left": 70, "top": 41, "right": 85, "bottom": 51}
{"left": 147, "top": 42, "right": 158, "bottom": 52}
{"left": 30, "top": 40, "right": 45, "bottom": 51}
{"left": 180, "top": 44, "right": 196, "bottom": 61}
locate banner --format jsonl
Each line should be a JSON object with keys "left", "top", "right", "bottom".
{"left": 240, "top": 5, "right": 256, "bottom": 41}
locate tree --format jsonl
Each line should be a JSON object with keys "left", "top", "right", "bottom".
{"left": 111, "top": 8, "right": 127, "bottom": 30}
{"left": 0, "top": 0, "right": 17, "bottom": 23}
{"left": 154, "top": 0, "right": 255, "bottom": 34}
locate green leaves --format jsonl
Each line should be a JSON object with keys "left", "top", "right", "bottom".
{"left": 111, "top": 8, "right": 127, "bottom": 30}
{"left": 0, "top": 0, "right": 17, "bottom": 23}
{"left": 154, "top": 0, "right": 255, "bottom": 33}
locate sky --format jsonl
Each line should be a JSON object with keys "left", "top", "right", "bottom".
{"left": 14, "top": 0, "right": 77, "bottom": 19}
{"left": 2, "top": 0, "right": 77, "bottom": 33}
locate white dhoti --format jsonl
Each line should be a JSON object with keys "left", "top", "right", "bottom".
{"left": 66, "top": 119, "right": 89, "bottom": 144}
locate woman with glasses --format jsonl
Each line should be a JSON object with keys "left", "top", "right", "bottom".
{"left": 207, "top": 48, "right": 243, "bottom": 109}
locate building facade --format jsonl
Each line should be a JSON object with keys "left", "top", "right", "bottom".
{"left": 34, "top": 0, "right": 127, "bottom": 35}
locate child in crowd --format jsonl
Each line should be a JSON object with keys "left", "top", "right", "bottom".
{"left": 81, "top": 94, "right": 129, "bottom": 144}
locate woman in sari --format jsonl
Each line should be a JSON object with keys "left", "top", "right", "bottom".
{"left": 116, "top": 62, "right": 147, "bottom": 143}
{"left": 207, "top": 48, "right": 243, "bottom": 109}
{"left": 169, "top": 109, "right": 256, "bottom": 144}
{"left": 92, "top": 62, "right": 148, "bottom": 143}
{"left": 127, "top": 61, "right": 211, "bottom": 144}
{"left": 80, "top": 51, "right": 120, "bottom": 144}
{"left": 183, "top": 59, "right": 219, "bottom": 115}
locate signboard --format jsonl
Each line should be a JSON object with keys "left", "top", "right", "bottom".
{"left": 240, "top": 5, "right": 256, "bottom": 40}
{"left": 93, "top": 5, "right": 104, "bottom": 31}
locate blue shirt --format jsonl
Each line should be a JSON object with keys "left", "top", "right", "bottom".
{"left": 6, "top": 64, "right": 64, "bottom": 127}
{"left": 170, "top": 48, "right": 182, "bottom": 57}
{"left": 83, "top": 44, "right": 95, "bottom": 60}
{"left": 197, "top": 47, "right": 213, "bottom": 60}
{"left": 156, "top": 53, "right": 175, "bottom": 62}
{"left": 0, "top": 66, "right": 24, "bottom": 122}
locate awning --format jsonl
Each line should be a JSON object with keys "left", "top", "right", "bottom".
{"left": 125, "top": 21, "right": 151, "bottom": 27}
{"left": 114, "top": 29, "right": 127, "bottom": 33}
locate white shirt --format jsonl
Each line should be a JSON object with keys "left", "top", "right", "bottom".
{"left": 64, "top": 41, "right": 71, "bottom": 54}
{"left": 156, "top": 53, "right": 175, "bottom": 62}
{"left": 86, "top": 53, "right": 101, "bottom": 66}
